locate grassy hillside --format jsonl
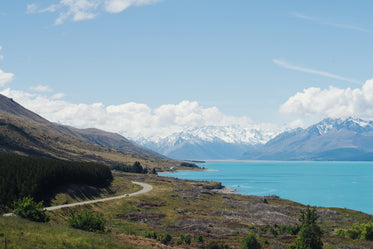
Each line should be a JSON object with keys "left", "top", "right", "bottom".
{"left": 0, "top": 93, "right": 167, "bottom": 160}
{"left": 2, "top": 173, "right": 373, "bottom": 248}
{"left": 0, "top": 115, "right": 179, "bottom": 170}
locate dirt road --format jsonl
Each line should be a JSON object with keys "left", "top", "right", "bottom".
{"left": 3, "top": 181, "right": 152, "bottom": 215}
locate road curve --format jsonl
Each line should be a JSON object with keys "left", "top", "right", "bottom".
{"left": 3, "top": 181, "right": 152, "bottom": 215}
{"left": 46, "top": 181, "right": 152, "bottom": 211}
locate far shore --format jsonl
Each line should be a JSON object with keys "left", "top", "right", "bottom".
{"left": 159, "top": 168, "right": 217, "bottom": 174}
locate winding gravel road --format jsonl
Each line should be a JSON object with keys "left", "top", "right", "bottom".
{"left": 3, "top": 181, "right": 152, "bottom": 216}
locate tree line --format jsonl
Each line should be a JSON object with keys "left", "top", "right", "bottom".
{"left": 110, "top": 161, "right": 157, "bottom": 174}
{"left": 0, "top": 153, "right": 113, "bottom": 212}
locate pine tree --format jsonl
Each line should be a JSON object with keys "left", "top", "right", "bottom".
{"left": 291, "top": 206, "right": 323, "bottom": 249}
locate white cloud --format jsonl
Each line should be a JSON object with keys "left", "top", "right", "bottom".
{"left": 30, "top": 85, "right": 53, "bottom": 92}
{"left": 104, "top": 0, "right": 161, "bottom": 13}
{"left": 27, "top": 3, "right": 60, "bottom": 14}
{"left": 293, "top": 12, "right": 369, "bottom": 32}
{"left": 273, "top": 59, "right": 361, "bottom": 85}
{"left": 280, "top": 78, "right": 373, "bottom": 119}
{"left": 0, "top": 70, "right": 14, "bottom": 87}
{"left": 0, "top": 45, "right": 3, "bottom": 60}
{"left": 52, "top": 93, "right": 65, "bottom": 99}
{"left": 0, "top": 88, "right": 256, "bottom": 139}
{"left": 28, "top": 0, "right": 162, "bottom": 24}
{"left": 55, "top": 0, "right": 100, "bottom": 25}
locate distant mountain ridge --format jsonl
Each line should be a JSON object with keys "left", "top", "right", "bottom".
{"left": 242, "top": 117, "right": 373, "bottom": 161}
{"left": 136, "top": 126, "right": 281, "bottom": 160}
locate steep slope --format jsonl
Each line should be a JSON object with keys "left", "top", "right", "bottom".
{"left": 0, "top": 94, "right": 166, "bottom": 159}
{"left": 136, "top": 126, "right": 280, "bottom": 160}
{"left": 0, "top": 115, "right": 177, "bottom": 169}
{"left": 241, "top": 118, "right": 373, "bottom": 161}
{"left": 0, "top": 94, "right": 177, "bottom": 169}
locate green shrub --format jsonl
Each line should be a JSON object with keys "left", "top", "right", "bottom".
{"left": 158, "top": 233, "right": 172, "bottom": 245}
{"left": 195, "top": 235, "right": 204, "bottom": 243}
{"left": 241, "top": 233, "right": 262, "bottom": 249}
{"left": 12, "top": 196, "right": 49, "bottom": 222}
{"left": 335, "top": 229, "right": 345, "bottom": 237}
{"left": 278, "top": 225, "right": 300, "bottom": 235}
{"left": 205, "top": 241, "right": 230, "bottom": 249}
{"left": 67, "top": 211, "right": 106, "bottom": 232}
{"left": 144, "top": 231, "right": 157, "bottom": 239}
{"left": 336, "top": 223, "right": 373, "bottom": 241}
{"left": 179, "top": 234, "right": 191, "bottom": 244}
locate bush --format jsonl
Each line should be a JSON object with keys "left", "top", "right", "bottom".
{"left": 335, "top": 223, "right": 373, "bottom": 241}
{"left": 195, "top": 235, "right": 204, "bottom": 243}
{"left": 241, "top": 233, "right": 261, "bottom": 249}
{"left": 144, "top": 231, "right": 157, "bottom": 239}
{"left": 158, "top": 233, "right": 172, "bottom": 245}
{"left": 179, "top": 234, "right": 191, "bottom": 245}
{"left": 67, "top": 211, "right": 106, "bottom": 232}
{"left": 205, "top": 241, "right": 230, "bottom": 249}
{"left": 278, "top": 225, "right": 300, "bottom": 235}
{"left": 13, "top": 196, "right": 49, "bottom": 222}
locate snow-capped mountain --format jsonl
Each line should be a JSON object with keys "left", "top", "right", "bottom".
{"left": 135, "top": 125, "right": 282, "bottom": 160}
{"left": 242, "top": 117, "right": 373, "bottom": 161}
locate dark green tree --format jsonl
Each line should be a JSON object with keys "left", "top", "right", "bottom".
{"left": 291, "top": 206, "right": 323, "bottom": 249}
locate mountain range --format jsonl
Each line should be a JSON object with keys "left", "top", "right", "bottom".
{"left": 135, "top": 126, "right": 281, "bottom": 160}
{"left": 3, "top": 93, "right": 373, "bottom": 162}
{"left": 0, "top": 94, "right": 177, "bottom": 170}
{"left": 242, "top": 117, "right": 373, "bottom": 161}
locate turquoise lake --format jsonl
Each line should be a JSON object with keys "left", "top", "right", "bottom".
{"left": 160, "top": 161, "right": 373, "bottom": 214}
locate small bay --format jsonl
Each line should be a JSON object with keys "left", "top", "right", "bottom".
{"left": 160, "top": 161, "right": 373, "bottom": 214}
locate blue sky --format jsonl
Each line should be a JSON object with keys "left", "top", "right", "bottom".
{"left": 1, "top": 0, "right": 373, "bottom": 138}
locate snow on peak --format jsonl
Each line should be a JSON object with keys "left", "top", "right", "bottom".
{"left": 135, "top": 125, "right": 284, "bottom": 146}
{"left": 315, "top": 117, "right": 373, "bottom": 135}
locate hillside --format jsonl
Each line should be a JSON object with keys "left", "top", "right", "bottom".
{"left": 2, "top": 173, "right": 373, "bottom": 248}
{"left": 0, "top": 94, "right": 177, "bottom": 170}
{"left": 242, "top": 118, "right": 373, "bottom": 161}
{"left": 0, "top": 94, "right": 167, "bottom": 159}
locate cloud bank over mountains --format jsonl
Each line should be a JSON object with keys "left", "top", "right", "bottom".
{"left": 27, "top": 0, "right": 162, "bottom": 25}
{"left": 3, "top": 78, "right": 373, "bottom": 140}
{"left": 0, "top": 88, "right": 254, "bottom": 139}
{"left": 280, "top": 78, "right": 373, "bottom": 119}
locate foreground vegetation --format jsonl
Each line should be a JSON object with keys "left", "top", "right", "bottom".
{"left": 2, "top": 172, "right": 373, "bottom": 248}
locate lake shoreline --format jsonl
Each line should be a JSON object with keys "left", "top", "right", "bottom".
{"left": 160, "top": 161, "right": 373, "bottom": 215}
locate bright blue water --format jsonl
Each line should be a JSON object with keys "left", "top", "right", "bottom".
{"left": 160, "top": 162, "right": 373, "bottom": 214}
